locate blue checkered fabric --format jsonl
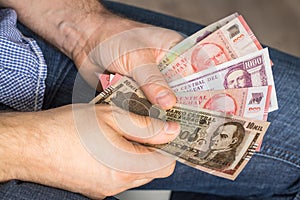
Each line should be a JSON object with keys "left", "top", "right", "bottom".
{"left": 0, "top": 8, "right": 47, "bottom": 111}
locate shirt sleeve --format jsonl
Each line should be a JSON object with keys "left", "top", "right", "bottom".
{"left": 0, "top": 8, "right": 47, "bottom": 111}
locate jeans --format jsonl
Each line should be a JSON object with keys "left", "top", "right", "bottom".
{"left": 0, "top": 1, "right": 299, "bottom": 199}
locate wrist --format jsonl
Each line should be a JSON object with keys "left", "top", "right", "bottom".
{"left": 0, "top": 112, "right": 36, "bottom": 182}
{"left": 0, "top": 0, "right": 123, "bottom": 61}
{"left": 57, "top": 7, "right": 112, "bottom": 62}
{"left": 72, "top": 12, "right": 147, "bottom": 68}
{"left": 0, "top": 112, "right": 54, "bottom": 184}
{"left": 0, "top": 116, "right": 17, "bottom": 182}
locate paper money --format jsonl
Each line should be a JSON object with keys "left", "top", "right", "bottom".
{"left": 90, "top": 76, "right": 270, "bottom": 180}
{"left": 152, "top": 103, "right": 269, "bottom": 180}
{"left": 158, "top": 13, "right": 239, "bottom": 71}
{"left": 161, "top": 15, "right": 263, "bottom": 83}
{"left": 176, "top": 86, "right": 272, "bottom": 121}
{"left": 96, "top": 74, "right": 271, "bottom": 120}
{"left": 169, "top": 48, "right": 278, "bottom": 112}
{"left": 99, "top": 74, "right": 111, "bottom": 90}
{"left": 99, "top": 73, "right": 123, "bottom": 90}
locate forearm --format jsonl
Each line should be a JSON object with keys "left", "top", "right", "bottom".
{"left": 0, "top": 111, "right": 63, "bottom": 187}
{"left": 0, "top": 107, "right": 109, "bottom": 199}
{"left": 0, "top": 113, "right": 31, "bottom": 182}
{"left": 0, "top": 0, "right": 135, "bottom": 63}
{"left": 0, "top": 114, "right": 18, "bottom": 182}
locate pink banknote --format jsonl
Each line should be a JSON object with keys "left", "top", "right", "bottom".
{"left": 176, "top": 86, "right": 272, "bottom": 121}
{"left": 169, "top": 48, "right": 278, "bottom": 112}
{"left": 99, "top": 74, "right": 111, "bottom": 90}
{"left": 99, "top": 73, "right": 123, "bottom": 90}
{"left": 158, "top": 13, "right": 239, "bottom": 71}
{"left": 162, "top": 15, "right": 263, "bottom": 83}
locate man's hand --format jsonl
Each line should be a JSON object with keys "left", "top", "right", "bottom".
{"left": 77, "top": 23, "right": 184, "bottom": 109}
{"left": 0, "top": 0, "right": 183, "bottom": 109}
{"left": 0, "top": 104, "right": 180, "bottom": 199}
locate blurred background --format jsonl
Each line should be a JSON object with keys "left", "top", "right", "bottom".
{"left": 110, "top": 0, "right": 300, "bottom": 57}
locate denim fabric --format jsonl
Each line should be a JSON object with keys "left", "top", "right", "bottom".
{"left": 0, "top": 180, "right": 91, "bottom": 200}
{"left": 0, "top": 1, "right": 299, "bottom": 200}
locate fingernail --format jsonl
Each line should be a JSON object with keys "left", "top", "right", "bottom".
{"left": 156, "top": 90, "right": 175, "bottom": 109}
{"left": 164, "top": 122, "right": 180, "bottom": 135}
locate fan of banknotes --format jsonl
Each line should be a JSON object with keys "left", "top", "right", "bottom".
{"left": 90, "top": 13, "right": 277, "bottom": 180}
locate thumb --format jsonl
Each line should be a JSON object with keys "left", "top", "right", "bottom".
{"left": 112, "top": 106, "right": 180, "bottom": 144}
{"left": 131, "top": 63, "right": 177, "bottom": 110}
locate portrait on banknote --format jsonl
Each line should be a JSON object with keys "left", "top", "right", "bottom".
{"left": 191, "top": 42, "right": 230, "bottom": 72}
{"left": 203, "top": 93, "right": 237, "bottom": 115}
{"left": 197, "top": 121, "right": 245, "bottom": 171}
{"left": 223, "top": 66, "right": 253, "bottom": 89}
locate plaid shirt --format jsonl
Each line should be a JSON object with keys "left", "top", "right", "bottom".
{"left": 0, "top": 8, "right": 47, "bottom": 111}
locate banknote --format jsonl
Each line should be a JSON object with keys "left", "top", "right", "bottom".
{"left": 176, "top": 86, "right": 272, "bottom": 121}
{"left": 161, "top": 15, "right": 264, "bottom": 83}
{"left": 99, "top": 74, "right": 111, "bottom": 90}
{"left": 158, "top": 13, "right": 239, "bottom": 71}
{"left": 151, "top": 103, "right": 269, "bottom": 180}
{"left": 90, "top": 75, "right": 166, "bottom": 119}
{"left": 97, "top": 73, "right": 271, "bottom": 120}
{"left": 169, "top": 48, "right": 278, "bottom": 112}
{"left": 90, "top": 76, "right": 270, "bottom": 180}
{"left": 99, "top": 73, "right": 123, "bottom": 90}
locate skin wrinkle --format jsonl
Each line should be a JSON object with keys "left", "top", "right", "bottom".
{"left": 58, "top": 21, "right": 82, "bottom": 58}
{"left": 54, "top": 10, "right": 95, "bottom": 59}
